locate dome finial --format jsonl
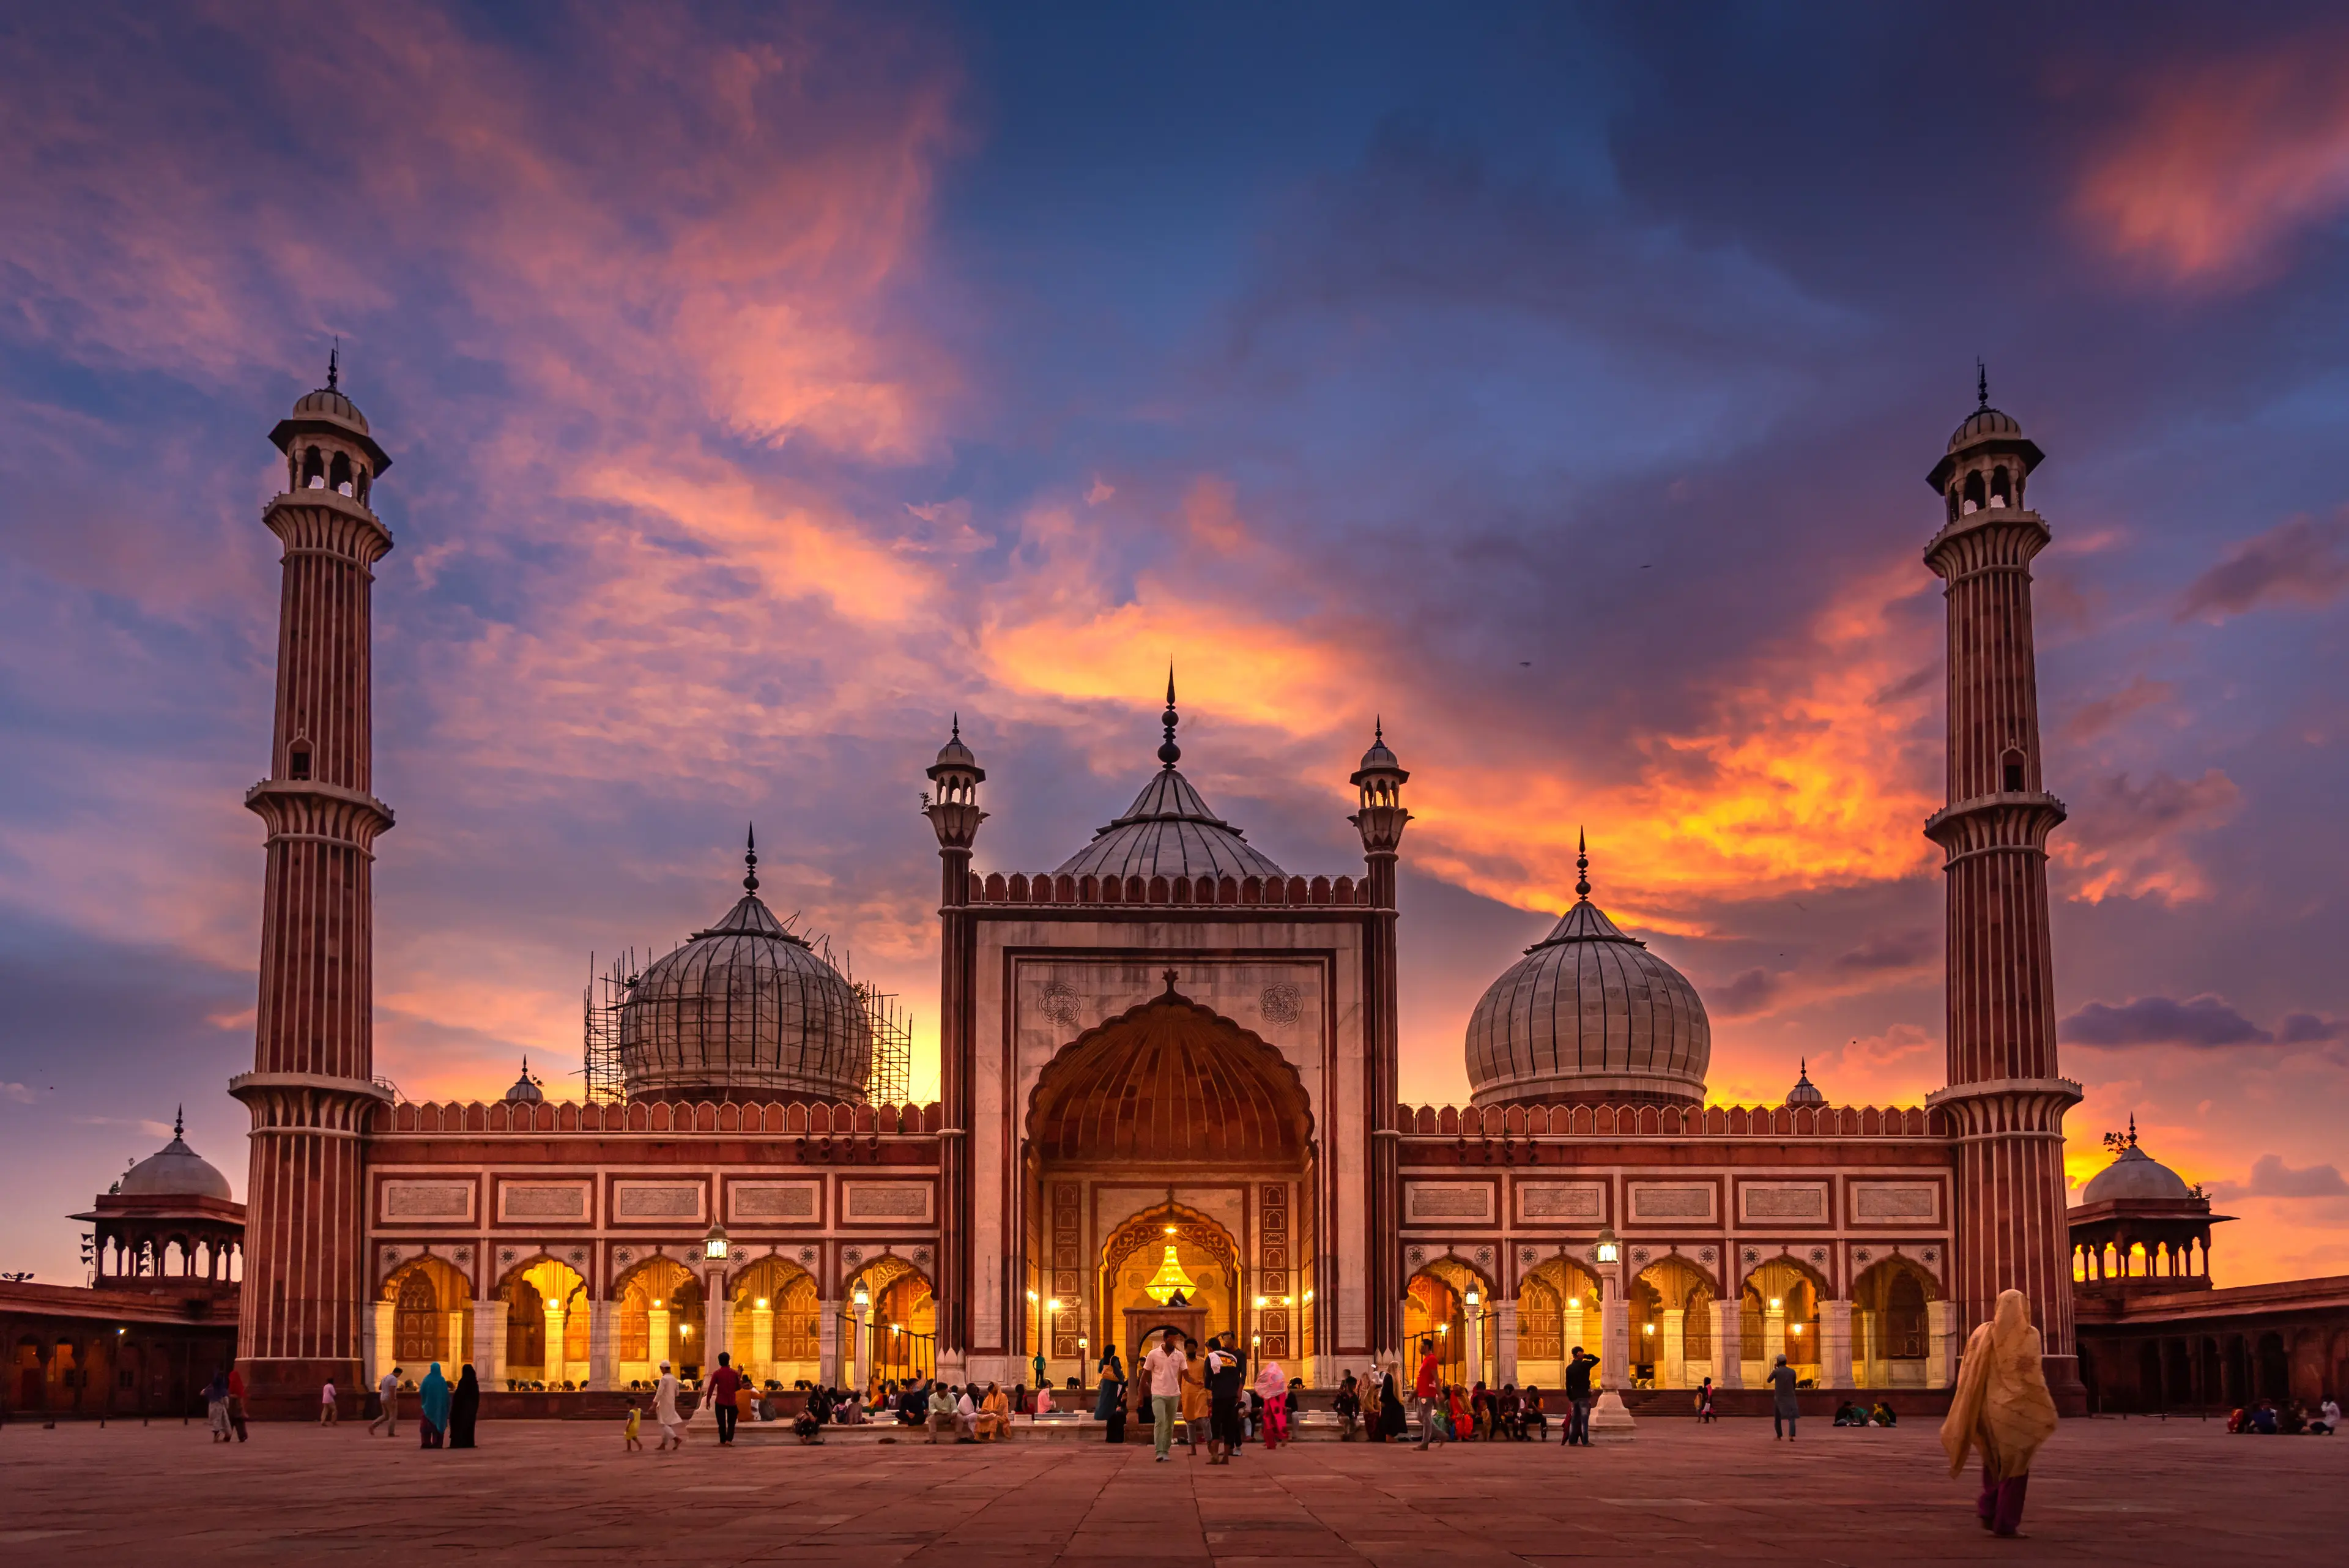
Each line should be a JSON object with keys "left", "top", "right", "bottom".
{"left": 1575, "top": 828, "right": 1590, "bottom": 902}
{"left": 744, "top": 823, "right": 759, "bottom": 895}
{"left": 1157, "top": 664, "right": 1181, "bottom": 769}
{"left": 173, "top": 1104, "right": 184, "bottom": 1140}
{"left": 951, "top": 711, "right": 960, "bottom": 741}
{"left": 328, "top": 336, "right": 341, "bottom": 392}
{"left": 1976, "top": 357, "right": 1988, "bottom": 412}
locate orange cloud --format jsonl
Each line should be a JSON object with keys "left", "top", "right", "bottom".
{"left": 2075, "top": 30, "right": 2349, "bottom": 288}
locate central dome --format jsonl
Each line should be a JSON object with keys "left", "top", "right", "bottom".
{"left": 1053, "top": 679, "right": 1283, "bottom": 882}
{"left": 1464, "top": 844, "right": 1710, "bottom": 1109}
{"left": 619, "top": 837, "right": 870, "bottom": 1104}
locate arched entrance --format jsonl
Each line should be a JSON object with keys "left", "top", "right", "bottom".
{"left": 1632, "top": 1255, "right": 1718, "bottom": 1389}
{"left": 728, "top": 1256, "right": 822, "bottom": 1391}
{"left": 1025, "top": 981, "right": 1315, "bottom": 1385}
{"left": 384, "top": 1256, "right": 472, "bottom": 1372}
{"left": 1406, "top": 1256, "right": 1496, "bottom": 1392}
{"left": 1740, "top": 1257, "right": 1827, "bottom": 1384}
{"left": 1516, "top": 1255, "right": 1600, "bottom": 1391}
{"left": 499, "top": 1256, "right": 587, "bottom": 1389}
{"left": 613, "top": 1256, "right": 697, "bottom": 1386}
{"left": 1850, "top": 1257, "right": 1936, "bottom": 1388}
{"left": 844, "top": 1255, "right": 935, "bottom": 1391}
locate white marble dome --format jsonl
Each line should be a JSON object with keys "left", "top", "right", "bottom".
{"left": 2079, "top": 1141, "right": 2192, "bottom": 1206}
{"left": 120, "top": 1118, "right": 233, "bottom": 1202}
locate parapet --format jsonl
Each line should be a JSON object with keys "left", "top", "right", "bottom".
{"left": 376, "top": 1098, "right": 943, "bottom": 1136}
{"left": 967, "top": 871, "right": 1371, "bottom": 907}
{"left": 1398, "top": 1102, "right": 1937, "bottom": 1139}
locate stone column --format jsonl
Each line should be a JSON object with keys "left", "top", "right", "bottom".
{"left": 475, "top": 1306, "right": 505, "bottom": 1388}
{"left": 1465, "top": 1301, "right": 1484, "bottom": 1389}
{"left": 1927, "top": 1301, "right": 1956, "bottom": 1389}
{"left": 1709, "top": 1299, "right": 1742, "bottom": 1388}
{"left": 648, "top": 1304, "right": 672, "bottom": 1373}
{"left": 1660, "top": 1309, "right": 1686, "bottom": 1389}
{"left": 368, "top": 1299, "right": 393, "bottom": 1384}
{"left": 708, "top": 1292, "right": 731, "bottom": 1380}
{"left": 818, "top": 1299, "right": 841, "bottom": 1388}
{"left": 1494, "top": 1298, "right": 1518, "bottom": 1386}
{"left": 1563, "top": 1301, "right": 1587, "bottom": 1374}
{"left": 1599, "top": 1287, "right": 1630, "bottom": 1391}
{"left": 1820, "top": 1300, "right": 1854, "bottom": 1389}
{"left": 1762, "top": 1302, "right": 1786, "bottom": 1370}
{"left": 750, "top": 1300, "right": 776, "bottom": 1388}
{"left": 448, "top": 1309, "right": 466, "bottom": 1372}
{"left": 587, "top": 1299, "right": 615, "bottom": 1391}
{"left": 543, "top": 1300, "right": 568, "bottom": 1386}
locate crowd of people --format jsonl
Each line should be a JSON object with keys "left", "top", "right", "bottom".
{"left": 2227, "top": 1397, "right": 2339, "bottom": 1435}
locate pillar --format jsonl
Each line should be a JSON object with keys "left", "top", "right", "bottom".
{"left": 1927, "top": 1301, "right": 1956, "bottom": 1389}
{"left": 1858, "top": 1310, "right": 1883, "bottom": 1389}
{"left": 1763, "top": 1302, "right": 1786, "bottom": 1370}
{"left": 1599, "top": 1284, "right": 1629, "bottom": 1391}
{"left": 1820, "top": 1300, "right": 1854, "bottom": 1389}
{"left": 368, "top": 1299, "right": 393, "bottom": 1383}
{"left": 473, "top": 1305, "right": 503, "bottom": 1388}
{"left": 707, "top": 1290, "right": 730, "bottom": 1380}
{"left": 750, "top": 1300, "right": 776, "bottom": 1389}
{"left": 1564, "top": 1300, "right": 1587, "bottom": 1375}
{"left": 587, "top": 1299, "right": 614, "bottom": 1391}
{"left": 1466, "top": 1300, "right": 1484, "bottom": 1389}
{"left": 1494, "top": 1298, "right": 1518, "bottom": 1386}
{"left": 648, "top": 1304, "right": 672, "bottom": 1373}
{"left": 1709, "top": 1298, "right": 1742, "bottom": 1388}
{"left": 818, "top": 1298, "right": 841, "bottom": 1388}
{"left": 1660, "top": 1309, "right": 1686, "bottom": 1389}
{"left": 544, "top": 1301, "right": 568, "bottom": 1386}
{"left": 447, "top": 1310, "right": 466, "bottom": 1372}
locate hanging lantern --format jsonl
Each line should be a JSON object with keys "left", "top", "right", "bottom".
{"left": 1142, "top": 1243, "right": 1197, "bottom": 1305}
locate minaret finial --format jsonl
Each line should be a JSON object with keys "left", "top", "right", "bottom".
{"left": 1375, "top": 715, "right": 1384, "bottom": 743}
{"left": 174, "top": 1104, "right": 184, "bottom": 1140}
{"left": 744, "top": 823, "right": 759, "bottom": 895}
{"left": 328, "top": 336, "right": 341, "bottom": 392}
{"left": 1575, "top": 828, "right": 1590, "bottom": 902}
{"left": 950, "top": 712, "right": 960, "bottom": 741}
{"left": 1976, "top": 357, "right": 1987, "bottom": 411}
{"left": 1158, "top": 665, "right": 1181, "bottom": 769}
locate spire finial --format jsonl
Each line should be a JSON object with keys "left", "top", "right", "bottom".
{"left": 950, "top": 712, "right": 960, "bottom": 741}
{"left": 328, "top": 336, "right": 341, "bottom": 392}
{"left": 2128, "top": 1112, "right": 2137, "bottom": 1148}
{"left": 174, "top": 1104, "right": 184, "bottom": 1140}
{"left": 1375, "top": 715, "right": 1384, "bottom": 744}
{"left": 1575, "top": 828, "right": 1590, "bottom": 902}
{"left": 1157, "top": 665, "right": 1181, "bottom": 769}
{"left": 1976, "top": 357, "right": 1988, "bottom": 411}
{"left": 744, "top": 823, "right": 759, "bottom": 895}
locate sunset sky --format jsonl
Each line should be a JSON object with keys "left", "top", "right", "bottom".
{"left": 4, "top": 4, "right": 2348, "bottom": 1287}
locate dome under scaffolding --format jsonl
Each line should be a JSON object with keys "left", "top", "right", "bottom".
{"left": 581, "top": 830, "right": 914, "bottom": 1107}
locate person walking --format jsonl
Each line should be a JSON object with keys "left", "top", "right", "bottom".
{"left": 448, "top": 1364, "right": 480, "bottom": 1448}
{"left": 1768, "top": 1354, "right": 1800, "bottom": 1440}
{"left": 1254, "top": 1360, "right": 1288, "bottom": 1449}
{"left": 1142, "top": 1328, "right": 1187, "bottom": 1462}
{"left": 1411, "top": 1339, "right": 1447, "bottom": 1450}
{"left": 203, "top": 1367, "right": 231, "bottom": 1442}
{"left": 1204, "top": 1337, "right": 1245, "bottom": 1464}
{"left": 1564, "top": 1347, "right": 1595, "bottom": 1446}
{"left": 654, "top": 1361, "right": 687, "bottom": 1451}
{"left": 366, "top": 1366, "right": 401, "bottom": 1436}
{"left": 1181, "top": 1336, "right": 1212, "bottom": 1454}
{"left": 319, "top": 1378, "right": 338, "bottom": 1426}
{"left": 707, "top": 1351, "right": 743, "bottom": 1446}
{"left": 1102, "top": 1361, "right": 1128, "bottom": 1444}
{"left": 1695, "top": 1375, "right": 1716, "bottom": 1422}
{"left": 1377, "top": 1362, "right": 1407, "bottom": 1441}
{"left": 226, "top": 1365, "right": 250, "bottom": 1442}
{"left": 1940, "top": 1288, "right": 2058, "bottom": 1539}
{"left": 418, "top": 1362, "right": 450, "bottom": 1449}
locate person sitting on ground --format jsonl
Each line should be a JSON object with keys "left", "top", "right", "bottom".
{"left": 2227, "top": 1406, "right": 2249, "bottom": 1433}
{"left": 924, "top": 1380, "right": 956, "bottom": 1443}
{"left": 2318, "top": 1395, "right": 2342, "bottom": 1435}
{"left": 792, "top": 1394, "right": 825, "bottom": 1444}
{"left": 954, "top": 1384, "right": 979, "bottom": 1442}
{"left": 1379, "top": 1362, "right": 1408, "bottom": 1441}
{"left": 1496, "top": 1383, "right": 1523, "bottom": 1440}
{"left": 1871, "top": 1400, "right": 1898, "bottom": 1427}
{"left": 1447, "top": 1383, "right": 1474, "bottom": 1441}
{"left": 2283, "top": 1401, "right": 2309, "bottom": 1435}
{"left": 1832, "top": 1400, "right": 1860, "bottom": 1427}
{"left": 1334, "top": 1371, "right": 1362, "bottom": 1440}
{"left": 2252, "top": 1402, "right": 2280, "bottom": 1435}
{"left": 1034, "top": 1380, "right": 1054, "bottom": 1416}
{"left": 1471, "top": 1381, "right": 1494, "bottom": 1440}
{"left": 977, "top": 1381, "right": 1012, "bottom": 1441}
{"left": 1521, "top": 1384, "right": 1549, "bottom": 1442}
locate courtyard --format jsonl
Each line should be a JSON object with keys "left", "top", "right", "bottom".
{"left": 1, "top": 1416, "right": 2335, "bottom": 1564}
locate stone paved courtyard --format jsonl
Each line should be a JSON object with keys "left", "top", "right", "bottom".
{"left": 2, "top": 1417, "right": 2336, "bottom": 1564}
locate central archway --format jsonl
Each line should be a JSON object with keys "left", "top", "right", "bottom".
{"left": 1024, "top": 981, "right": 1315, "bottom": 1382}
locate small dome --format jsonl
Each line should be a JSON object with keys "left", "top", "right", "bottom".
{"left": 1354, "top": 726, "right": 1403, "bottom": 780}
{"left": 1055, "top": 768, "right": 1284, "bottom": 882}
{"left": 1946, "top": 405, "right": 2021, "bottom": 451}
{"left": 292, "top": 384, "right": 370, "bottom": 433}
{"left": 2080, "top": 1140, "right": 2192, "bottom": 1206}
{"left": 619, "top": 849, "right": 870, "bottom": 1104}
{"left": 119, "top": 1115, "right": 233, "bottom": 1202}
{"left": 1783, "top": 1060, "right": 1825, "bottom": 1107}
{"left": 1466, "top": 850, "right": 1710, "bottom": 1109}
{"left": 930, "top": 716, "right": 981, "bottom": 777}
{"left": 503, "top": 1058, "right": 544, "bottom": 1104}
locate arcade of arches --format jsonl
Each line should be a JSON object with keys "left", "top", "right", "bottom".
{"left": 1024, "top": 987, "right": 1316, "bottom": 1383}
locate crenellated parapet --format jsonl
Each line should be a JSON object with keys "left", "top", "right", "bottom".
{"left": 966, "top": 869, "right": 1371, "bottom": 907}
{"left": 377, "top": 1097, "right": 942, "bottom": 1137}
{"left": 1400, "top": 1102, "right": 1940, "bottom": 1140}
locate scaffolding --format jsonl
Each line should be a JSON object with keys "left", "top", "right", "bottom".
{"left": 582, "top": 940, "right": 915, "bottom": 1107}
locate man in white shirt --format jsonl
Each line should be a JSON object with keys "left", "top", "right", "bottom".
{"left": 366, "top": 1367, "right": 401, "bottom": 1436}
{"left": 1141, "top": 1328, "right": 1187, "bottom": 1462}
{"left": 955, "top": 1385, "right": 979, "bottom": 1442}
{"left": 654, "top": 1361, "right": 686, "bottom": 1451}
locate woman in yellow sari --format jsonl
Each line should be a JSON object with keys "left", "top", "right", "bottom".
{"left": 1939, "top": 1289, "right": 2058, "bottom": 1537}
{"left": 1180, "top": 1336, "right": 1211, "bottom": 1454}
{"left": 976, "top": 1381, "right": 1013, "bottom": 1441}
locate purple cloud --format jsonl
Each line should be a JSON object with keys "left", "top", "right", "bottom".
{"left": 2060, "top": 994, "right": 2273, "bottom": 1049}
{"left": 2177, "top": 512, "right": 2349, "bottom": 623}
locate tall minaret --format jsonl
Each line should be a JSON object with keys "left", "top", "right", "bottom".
{"left": 229, "top": 353, "right": 398, "bottom": 1412}
{"left": 923, "top": 714, "right": 985, "bottom": 1378}
{"left": 1920, "top": 371, "right": 2084, "bottom": 1406}
{"left": 1348, "top": 723, "right": 1409, "bottom": 1367}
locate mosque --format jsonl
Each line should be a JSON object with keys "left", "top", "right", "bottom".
{"left": 8, "top": 367, "right": 2347, "bottom": 1421}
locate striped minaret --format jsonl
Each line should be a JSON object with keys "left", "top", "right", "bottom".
{"left": 229, "top": 352, "right": 396, "bottom": 1413}
{"left": 1920, "top": 369, "right": 2085, "bottom": 1409}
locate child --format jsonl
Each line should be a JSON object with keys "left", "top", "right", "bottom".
{"left": 624, "top": 1403, "right": 644, "bottom": 1452}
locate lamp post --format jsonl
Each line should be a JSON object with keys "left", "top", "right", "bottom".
{"left": 1464, "top": 1287, "right": 1482, "bottom": 1388}
{"left": 852, "top": 1282, "right": 870, "bottom": 1392}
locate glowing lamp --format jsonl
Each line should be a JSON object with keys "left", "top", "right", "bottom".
{"left": 1254, "top": 1295, "right": 1268, "bottom": 1310}
{"left": 853, "top": 1284, "right": 870, "bottom": 1310}
{"left": 1594, "top": 1226, "right": 1620, "bottom": 1265}
{"left": 680, "top": 1323, "right": 692, "bottom": 1339}
{"left": 1464, "top": 1289, "right": 1480, "bottom": 1309}
{"left": 1643, "top": 1323, "right": 1655, "bottom": 1336}
{"left": 1791, "top": 1323, "right": 1805, "bottom": 1337}
{"left": 1047, "top": 1298, "right": 1060, "bottom": 1312}
{"left": 653, "top": 1299, "right": 665, "bottom": 1309}
{"left": 1769, "top": 1297, "right": 1782, "bottom": 1312}
{"left": 702, "top": 1221, "right": 730, "bottom": 1261}
{"left": 1281, "top": 1295, "right": 1293, "bottom": 1307}
{"left": 1027, "top": 1288, "right": 1039, "bottom": 1302}
{"left": 1437, "top": 1323, "right": 1449, "bottom": 1337}
{"left": 755, "top": 1298, "right": 768, "bottom": 1310}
